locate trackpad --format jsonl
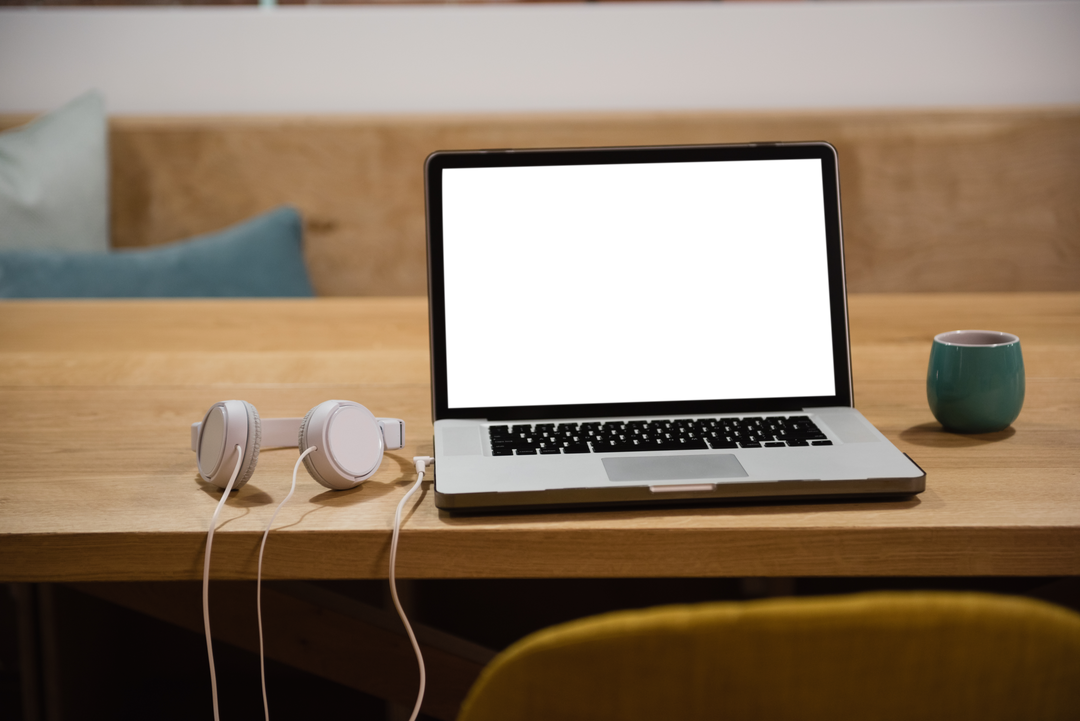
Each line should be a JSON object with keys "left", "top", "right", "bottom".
{"left": 603, "top": 454, "right": 748, "bottom": 483}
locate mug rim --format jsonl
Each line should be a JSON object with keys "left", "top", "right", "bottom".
{"left": 934, "top": 330, "right": 1019, "bottom": 348}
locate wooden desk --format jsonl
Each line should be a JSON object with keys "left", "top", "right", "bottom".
{"left": 1, "top": 294, "right": 1078, "bottom": 582}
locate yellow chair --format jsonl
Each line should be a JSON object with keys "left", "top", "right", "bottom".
{"left": 457, "top": 592, "right": 1080, "bottom": 721}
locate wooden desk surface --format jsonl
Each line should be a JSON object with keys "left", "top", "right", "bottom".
{"left": 1, "top": 294, "right": 1077, "bottom": 582}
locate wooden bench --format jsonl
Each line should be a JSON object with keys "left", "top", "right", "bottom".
{"left": 4, "top": 108, "right": 1077, "bottom": 295}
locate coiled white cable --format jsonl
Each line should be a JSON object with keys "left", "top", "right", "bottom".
{"left": 255, "top": 445, "right": 317, "bottom": 721}
{"left": 391, "top": 456, "right": 433, "bottom": 721}
{"left": 203, "top": 445, "right": 244, "bottom": 721}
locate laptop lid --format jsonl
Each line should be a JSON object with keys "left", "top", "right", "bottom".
{"left": 425, "top": 142, "right": 852, "bottom": 424}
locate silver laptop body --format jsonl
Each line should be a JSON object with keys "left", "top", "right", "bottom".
{"left": 424, "top": 142, "right": 925, "bottom": 513}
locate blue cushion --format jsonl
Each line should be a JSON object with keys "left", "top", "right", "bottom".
{"left": 0, "top": 206, "right": 315, "bottom": 298}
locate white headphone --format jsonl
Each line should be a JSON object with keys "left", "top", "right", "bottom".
{"left": 194, "top": 400, "right": 427, "bottom": 721}
{"left": 191, "top": 399, "right": 405, "bottom": 491}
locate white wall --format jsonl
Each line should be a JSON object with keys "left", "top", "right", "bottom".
{"left": 1, "top": 1, "right": 1078, "bottom": 115}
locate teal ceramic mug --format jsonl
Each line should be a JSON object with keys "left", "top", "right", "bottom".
{"left": 927, "top": 330, "right": 1025, "bottom": 433}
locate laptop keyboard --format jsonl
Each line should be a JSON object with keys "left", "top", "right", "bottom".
{"left": 487, "top": 416, "right": 831, "bottom": 456}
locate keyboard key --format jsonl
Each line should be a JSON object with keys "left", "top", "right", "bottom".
{"left": 592, "top": 440, "right": 639, "bottom": 453}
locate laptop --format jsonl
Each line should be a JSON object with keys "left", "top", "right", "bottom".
{"left": 424, "top": 141, "right": 925, "bottom": 513}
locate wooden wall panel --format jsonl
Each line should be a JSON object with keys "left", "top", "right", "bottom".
{"left": 2, "top": 109, "right": 1077, "bottom": 295}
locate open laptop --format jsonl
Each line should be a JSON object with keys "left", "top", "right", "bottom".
{"left": 424, "top": 141, "right": 925, "bottom": 513}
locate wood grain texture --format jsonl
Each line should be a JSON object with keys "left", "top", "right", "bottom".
{"left": 0, "top": 294, "right": 1078, "bottom": 581}
{"left": 2, "top": 108, "right": 1076, "bottom": 295}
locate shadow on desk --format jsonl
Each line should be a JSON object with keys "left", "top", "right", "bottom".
{"left": 437, "top": 492, "right": 923, "bottom": 525}
{"left": 900, "top": 422, "right": 1017, "bottom": 447}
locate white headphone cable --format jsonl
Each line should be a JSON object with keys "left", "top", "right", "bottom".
{"left": 207, "top": 449, "right": 430, "bottom": 721}
{"left": 254, "top": 445, "right": 316, "bottom": 721}
{"left": 391, "top": 456, "right": 433, "bottom": 721}
{"left": 203, "top": 444, "right": 244, "bottom": 721}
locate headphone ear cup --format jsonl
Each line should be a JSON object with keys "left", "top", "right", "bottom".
{"left": 298, "top": 405, "right": 327, "bottom": 487}
{"left": 196, "top": 400, "right": 262, "bottom": 490}
{"left": 298, "top": 400, "right": 385, "bottom": 490}
{"left": 237, "top": 401, "right": 261, "bottom": 489}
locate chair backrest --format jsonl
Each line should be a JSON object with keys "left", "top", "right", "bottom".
{"left": 456, "top": 592, "right": 1080, "bottom": 721}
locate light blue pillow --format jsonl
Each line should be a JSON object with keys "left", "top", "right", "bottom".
{"left": 0, "top": 91, "right": 109, "bottom": 253}
{"left": 0, "top": 206, "right": 315, "bottom": 298}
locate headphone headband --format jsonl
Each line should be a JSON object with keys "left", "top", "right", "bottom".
{"left": 191, "top": 418, "right": 301, "bottom": 452}
{"left": 190, "top": 417, "right": 404, "bottom": 452}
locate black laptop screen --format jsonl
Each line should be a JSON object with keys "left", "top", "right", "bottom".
{"left": 426, "top": 144, "right": 851, "bottom": 421}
